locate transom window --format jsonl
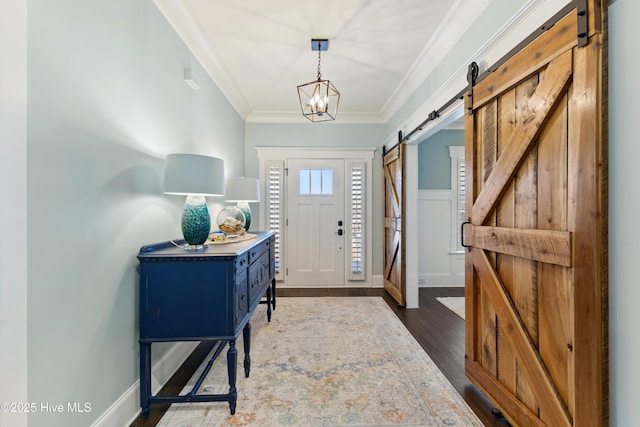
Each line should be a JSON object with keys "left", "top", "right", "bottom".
{"left": 299, "top": 169, "right": 333, "bottom": 195}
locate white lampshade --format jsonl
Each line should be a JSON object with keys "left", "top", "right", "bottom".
{"left": 163, "top": 154, "right": 225, "bottom": 248}
{"left": 163, "top": 153, "right": 225, "bottom": 196}
{"left": 225, "top": 177, "right": 260, "bottom": 202}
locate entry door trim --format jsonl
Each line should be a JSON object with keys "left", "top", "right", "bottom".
{"left": 256, "top": 147, "right": 376, "bottom": 288}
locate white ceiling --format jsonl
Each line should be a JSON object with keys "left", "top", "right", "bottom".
{"left": 154, "top": 0, "right": 492, "bottom": 123}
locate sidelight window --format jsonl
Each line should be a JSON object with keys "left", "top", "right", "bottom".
{"left": 257, "top": 147, "right": 375, "bottom": 286}
{"left": 348, "top": 162, "right": 365, "bottom": 279}
{"left": 266, "top": 161, "right": 284, "bottom": 277}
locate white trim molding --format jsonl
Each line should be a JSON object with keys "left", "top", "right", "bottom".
{"left": 381, "top": 0, "right": 493, "bottom": 123}
{"left": 152, "top": 0, "right": 251, "bottom": 119}
{"left": 256, "top": 147, "right": 377, "bottom": 288}
{"left": 404, "top": 145, "right": 419, "bottom": 308}
{"left": 383, "top": 0, "right": 572, "bottom": 147}
{"left": 246, "top": 110, "right": 386, "bottom": 124}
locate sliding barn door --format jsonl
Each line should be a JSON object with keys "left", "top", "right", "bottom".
{"left": 464, "top": 3, "right": 607, "bottom": 427}
{"left": 383, "top": 145, "right": 405, "bottom": 305}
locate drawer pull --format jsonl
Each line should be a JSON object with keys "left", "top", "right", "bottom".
{"left": 241, "top": 293, "right": 246, "bottom": 300}
{"left": 240, "top": 259, "right": 247, "bottom": 266}
{"left": 251, "top": 251, "right": 257, "bottom": 258}
{"left": 251, "top": 281, "right": 256, "bottom": 288}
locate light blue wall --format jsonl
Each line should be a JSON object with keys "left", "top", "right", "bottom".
{"left": 609, "top": 0, "right": 640, "bottom": 424}
{"left": 245, "top": 123, "right": 386, "bottom": 274}
{"left": 26, "top": 1, "right": 244, "bottom": 425}
{"left": 418, "top": 130, "right": 464, "bottom": 190}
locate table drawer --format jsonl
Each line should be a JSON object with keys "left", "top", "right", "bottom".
{"left": 235, "top": 252, "right": 249, "bottom": 273}
{"left": 248, "top": 251, "right": 270, "bottom": 309}
{"left": 235, "top": 272, "right": 249, "bottom": 326}
{"left": 248, "top": 239, "right": 269, "bottom": 263}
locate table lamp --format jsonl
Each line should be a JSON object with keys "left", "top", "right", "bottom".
{"left": 164, "top": 153, "right": 225, "bottom": 249}
{"left": 225, "top": 177, "right": 260, "bottom": 231}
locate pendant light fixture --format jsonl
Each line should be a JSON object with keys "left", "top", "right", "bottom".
{"left": 297, "top": 39, "right": 340, "bottom": 122}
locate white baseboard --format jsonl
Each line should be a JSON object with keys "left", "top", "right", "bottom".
{"left": 90, "top": 341, "right": 199, "bottom": 427}
{"left": 418, "top": 274, "right": 464, "bottom": 287}
{"left": 277, "top": 275, "right": 385, "bottom": 288}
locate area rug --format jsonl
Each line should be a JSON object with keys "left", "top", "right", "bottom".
{"left": 435, "top": 297, "right": 465, "bottom": 320}
{"left": 158, "top": 297, "right": 481, "bottom": 426}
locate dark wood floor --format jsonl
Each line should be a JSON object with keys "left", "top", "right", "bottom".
{"left": 131, "top": 287, "right": 510, "bottom": 426}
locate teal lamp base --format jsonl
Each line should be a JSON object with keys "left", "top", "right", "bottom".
{"left": 237, "top": 201, "right": 252, "bottom": 232}
{"left": 181, "top": 195, "right": 211, "bottom": 249}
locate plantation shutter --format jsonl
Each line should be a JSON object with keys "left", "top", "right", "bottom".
{"left": 265, "top": 160, "right": 284, "bottom": 279}
{"left": 456, "top": 155, "right": 466, "bottom": 252}
{"left": 449, "top": 146, "right": 466, "bottom": 252}
{"left": 348, "top": 162, "right": 365, "bottom": 280}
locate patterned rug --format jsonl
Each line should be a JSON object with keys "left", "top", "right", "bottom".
{"left": 158, "top": 297, "right": 481, "bottom": 426}
{"left": 435, "top": 297, "right": 465, "bottom": 320}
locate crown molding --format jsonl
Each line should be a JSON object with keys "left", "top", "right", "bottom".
{"left": 379, "top": 0, "right": 493, "bottom": 122}
{"left": 153, "top": 0, "right": 251, "bottom": 120}
{"left": 155, "top": 0, "right": 571, "bottom": 128}
{"left": 383, "top": 0, "right": 570, "bottom": 147}
{"left": 245, "top": 110, "right": 385, "bottom": 124}
{"left": 154, "top": 0, "right": 493, "bottom": 124}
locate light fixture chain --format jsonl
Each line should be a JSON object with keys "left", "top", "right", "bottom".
{"left": 317, "top": 47, "right": 322, "bottom": 81}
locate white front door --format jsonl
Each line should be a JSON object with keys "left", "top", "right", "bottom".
{"left": 286, "top": 158, "right": 345, "bottom": 286}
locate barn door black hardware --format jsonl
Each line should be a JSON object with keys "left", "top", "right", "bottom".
{"left": 461, "top": 220, "right": 471, "bottom": 252}
{"left": 576, "top": 0, "right": 588, "bottom": 47}
{"left": 466, "top": 62, "right": 479, "bottom": 115}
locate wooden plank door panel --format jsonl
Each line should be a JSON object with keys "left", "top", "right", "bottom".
{"left": 464, "top": 3, "right": 607, "bottom": 426}
{"left": 383, "top": 145, "right": 405, "bottom": 305}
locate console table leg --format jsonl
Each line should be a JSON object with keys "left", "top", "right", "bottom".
{"left": 243, "top": 323, "right": 251, "bottom": 377}
{"left": 227, "top": 340, "right": 237, "bottom": 415}
{"left": 271, "top": 278, "right": 276, "bottom": 310}
{"left": 140, "top": 342, "right": 151, "bottom": 418}
{"left": 266, "top": 286, "right": 272, "bottom": 322}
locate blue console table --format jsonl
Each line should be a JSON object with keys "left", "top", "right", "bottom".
{"left": 137, "top": 231, "right": 276, "bottom": 418}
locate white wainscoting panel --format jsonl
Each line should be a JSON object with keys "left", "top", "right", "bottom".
{"left": 418, "top": 190, "right": 464, "bottom": 287}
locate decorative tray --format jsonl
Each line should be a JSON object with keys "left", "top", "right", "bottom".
{"left": 207, "top": 233, "right": 257, "bottom": 245}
